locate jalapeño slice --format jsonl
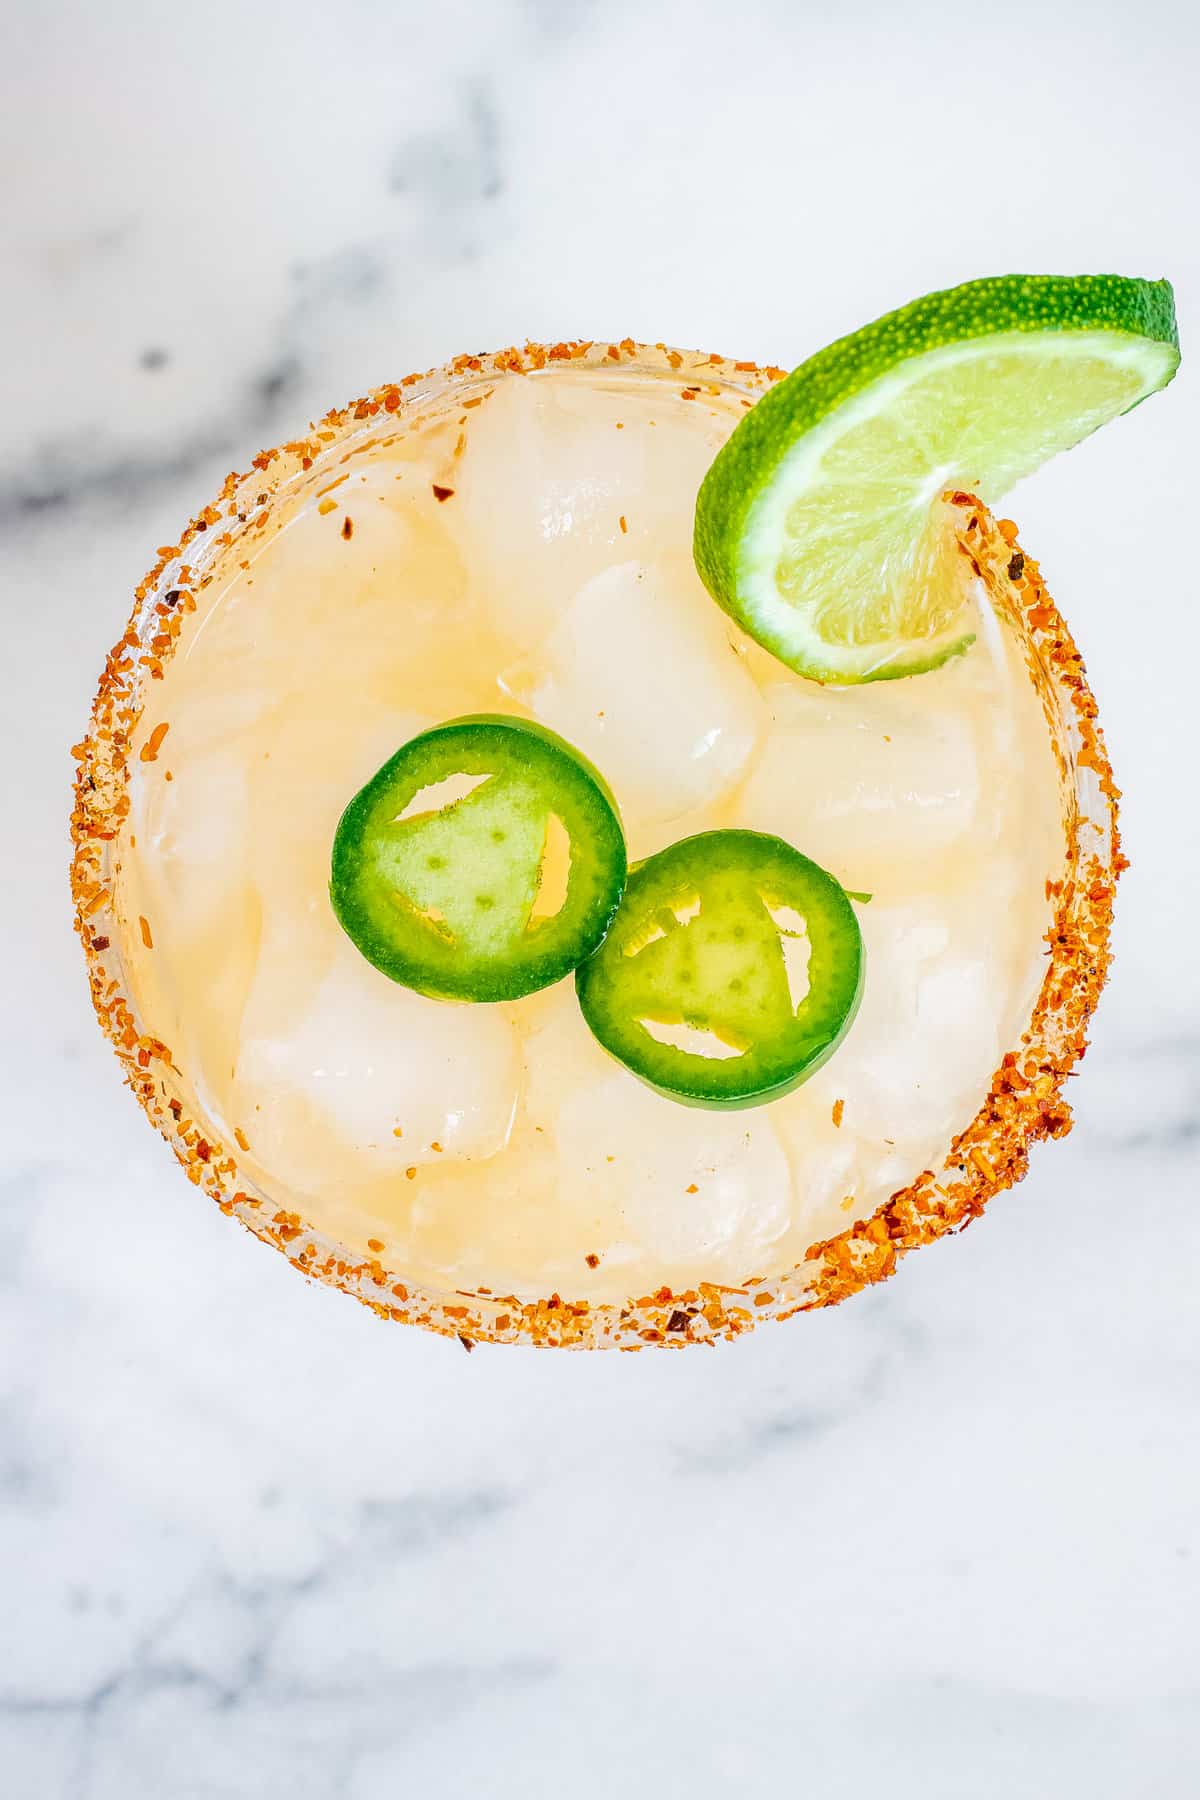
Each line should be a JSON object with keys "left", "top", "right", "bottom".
{"left": 331, "top": 716, "right": 626, "bottom": 1002}
{"left": 575, "top": 829, "right": 863, "bottom": 1108}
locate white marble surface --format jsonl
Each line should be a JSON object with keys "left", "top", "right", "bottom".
{"left": 3, "top": 1, "right": 1199, "bottom": 1792}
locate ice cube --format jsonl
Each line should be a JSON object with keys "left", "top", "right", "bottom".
{"left": 188, "top": 470, "right": 492, "bottom": 724}
{"left": 246, "top": 706, "right": 429, "bottom": 898}
{"left": 523, "top": 557, "right": 766, "bottom": 833}
{"left": 400, "top": 1135, "right": 565, "bottom": 1294}
{"left": 124, "top": 747, "right": 260, "bottom": 1121}
{"left": 127, "top": 747, "right": 250, "bottom": 939}
{"left": 768, "top": 1086, "right": 862, "bottom": 1245}
{"left": 452, "top": 375, "right": 717, "bottom": 652}
{"left": 805, "top": 896, "right": 1008, "bottom": 1159}
{"left": 233, "top": 931, "right": 520, "bottom": 1201}
{"left": 737, "top": 666, "right": 983, "bottom": 893}
{"left": 519, "top": 979, "right": 617, "bottom": 1128}
{"left": 132, "top": 693, "right": 419, "bottom": 941}
{"left": 553, "top": 1070, "right": 792, "bottom": 1277}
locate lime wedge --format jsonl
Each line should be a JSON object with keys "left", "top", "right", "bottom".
{"left": 694, "top": 274, "right": 1179, "bottom": 682}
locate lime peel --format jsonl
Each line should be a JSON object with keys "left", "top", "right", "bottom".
{"left": 694, "top": 275, "right": 1179, "bottom": 684}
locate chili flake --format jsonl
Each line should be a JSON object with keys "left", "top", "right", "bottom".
{"left": 139, "top": 721, "right": 170, "bottom": 763}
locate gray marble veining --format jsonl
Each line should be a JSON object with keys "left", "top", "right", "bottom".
{"left": 3, "top": 0, "right": 1199, "bottom": 1794}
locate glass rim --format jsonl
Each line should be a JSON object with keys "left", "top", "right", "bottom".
{"left": 70, "top": 338, "right": 1121, "bottom": 1350}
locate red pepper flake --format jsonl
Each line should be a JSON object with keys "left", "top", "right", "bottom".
{"left": 619, "top": 515, "right": 627, "bottom": 533}
{"left": 1007, "top": 553, "right": 1025, "bottom": 581}
{"left": 666, "top": 1309, "right": 689, "bottom": 1332}
{"left": 391, "top": 1282, "right": 409, "bottom": 1300}
{"left": 341, "top": 516, "right": 354, "bottom": 540}
{"left": 139, "top": 721, "right": 169, "bottom": 763}
{"left": 680, "top": 387, "right": 700, "bottom": 401}
{"left": 195, "top": 1139, "right": 211, "bottom": 1163}
{"left": 585, "top": 1252, "right": 600, "bottom": 1269}
{"left": 91, "top": 935, "right": 110, "bottom": 951}
{"left": 382, "top": 388, "right": 401, "bottom": 412}
{"left": 432, "top": 485, "right": 455, "bottom": 503}
{"left": 138, "top": 915, "right": 154, "bottom": 949}
{"left": 367, "top": 1237, "right": 385, "bottom": 1252}
{"left": 734, "top": 359, "right": 758, "bottom": 372}
{"left": 458, "top": 1335, "right": 475, "bottom": 1353}
{"left": 234, "top": 1127, "right": 250, "bottom": 1152}
{"left": 405, "top": 1166, "right": 417, "bottom": 1180}
{"left": 831, "top": 1098, "right": 845, "bottom": 1128}
{"left": 494, "top": 1313, "right": 511, "bottom": 1331}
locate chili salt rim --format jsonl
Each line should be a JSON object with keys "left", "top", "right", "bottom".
{"left": 70, "top": 341, "right": 1120, "bottom": 1350}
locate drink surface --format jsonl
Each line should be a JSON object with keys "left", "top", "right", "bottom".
{"left": 116, "top": 358, "right": 1065, "bottom": 1302}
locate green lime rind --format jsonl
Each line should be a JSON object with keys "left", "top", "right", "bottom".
{"left": 694, "top": 274, "right": 1179, "bottom": 684}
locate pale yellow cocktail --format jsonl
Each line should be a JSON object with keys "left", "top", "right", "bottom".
{"left": 73, "top": 340, "right": 1120, "bottom": 1346}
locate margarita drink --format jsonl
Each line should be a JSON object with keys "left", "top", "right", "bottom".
{"left": 105, "top": 347, "right": 1066, "bottom": 1311}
